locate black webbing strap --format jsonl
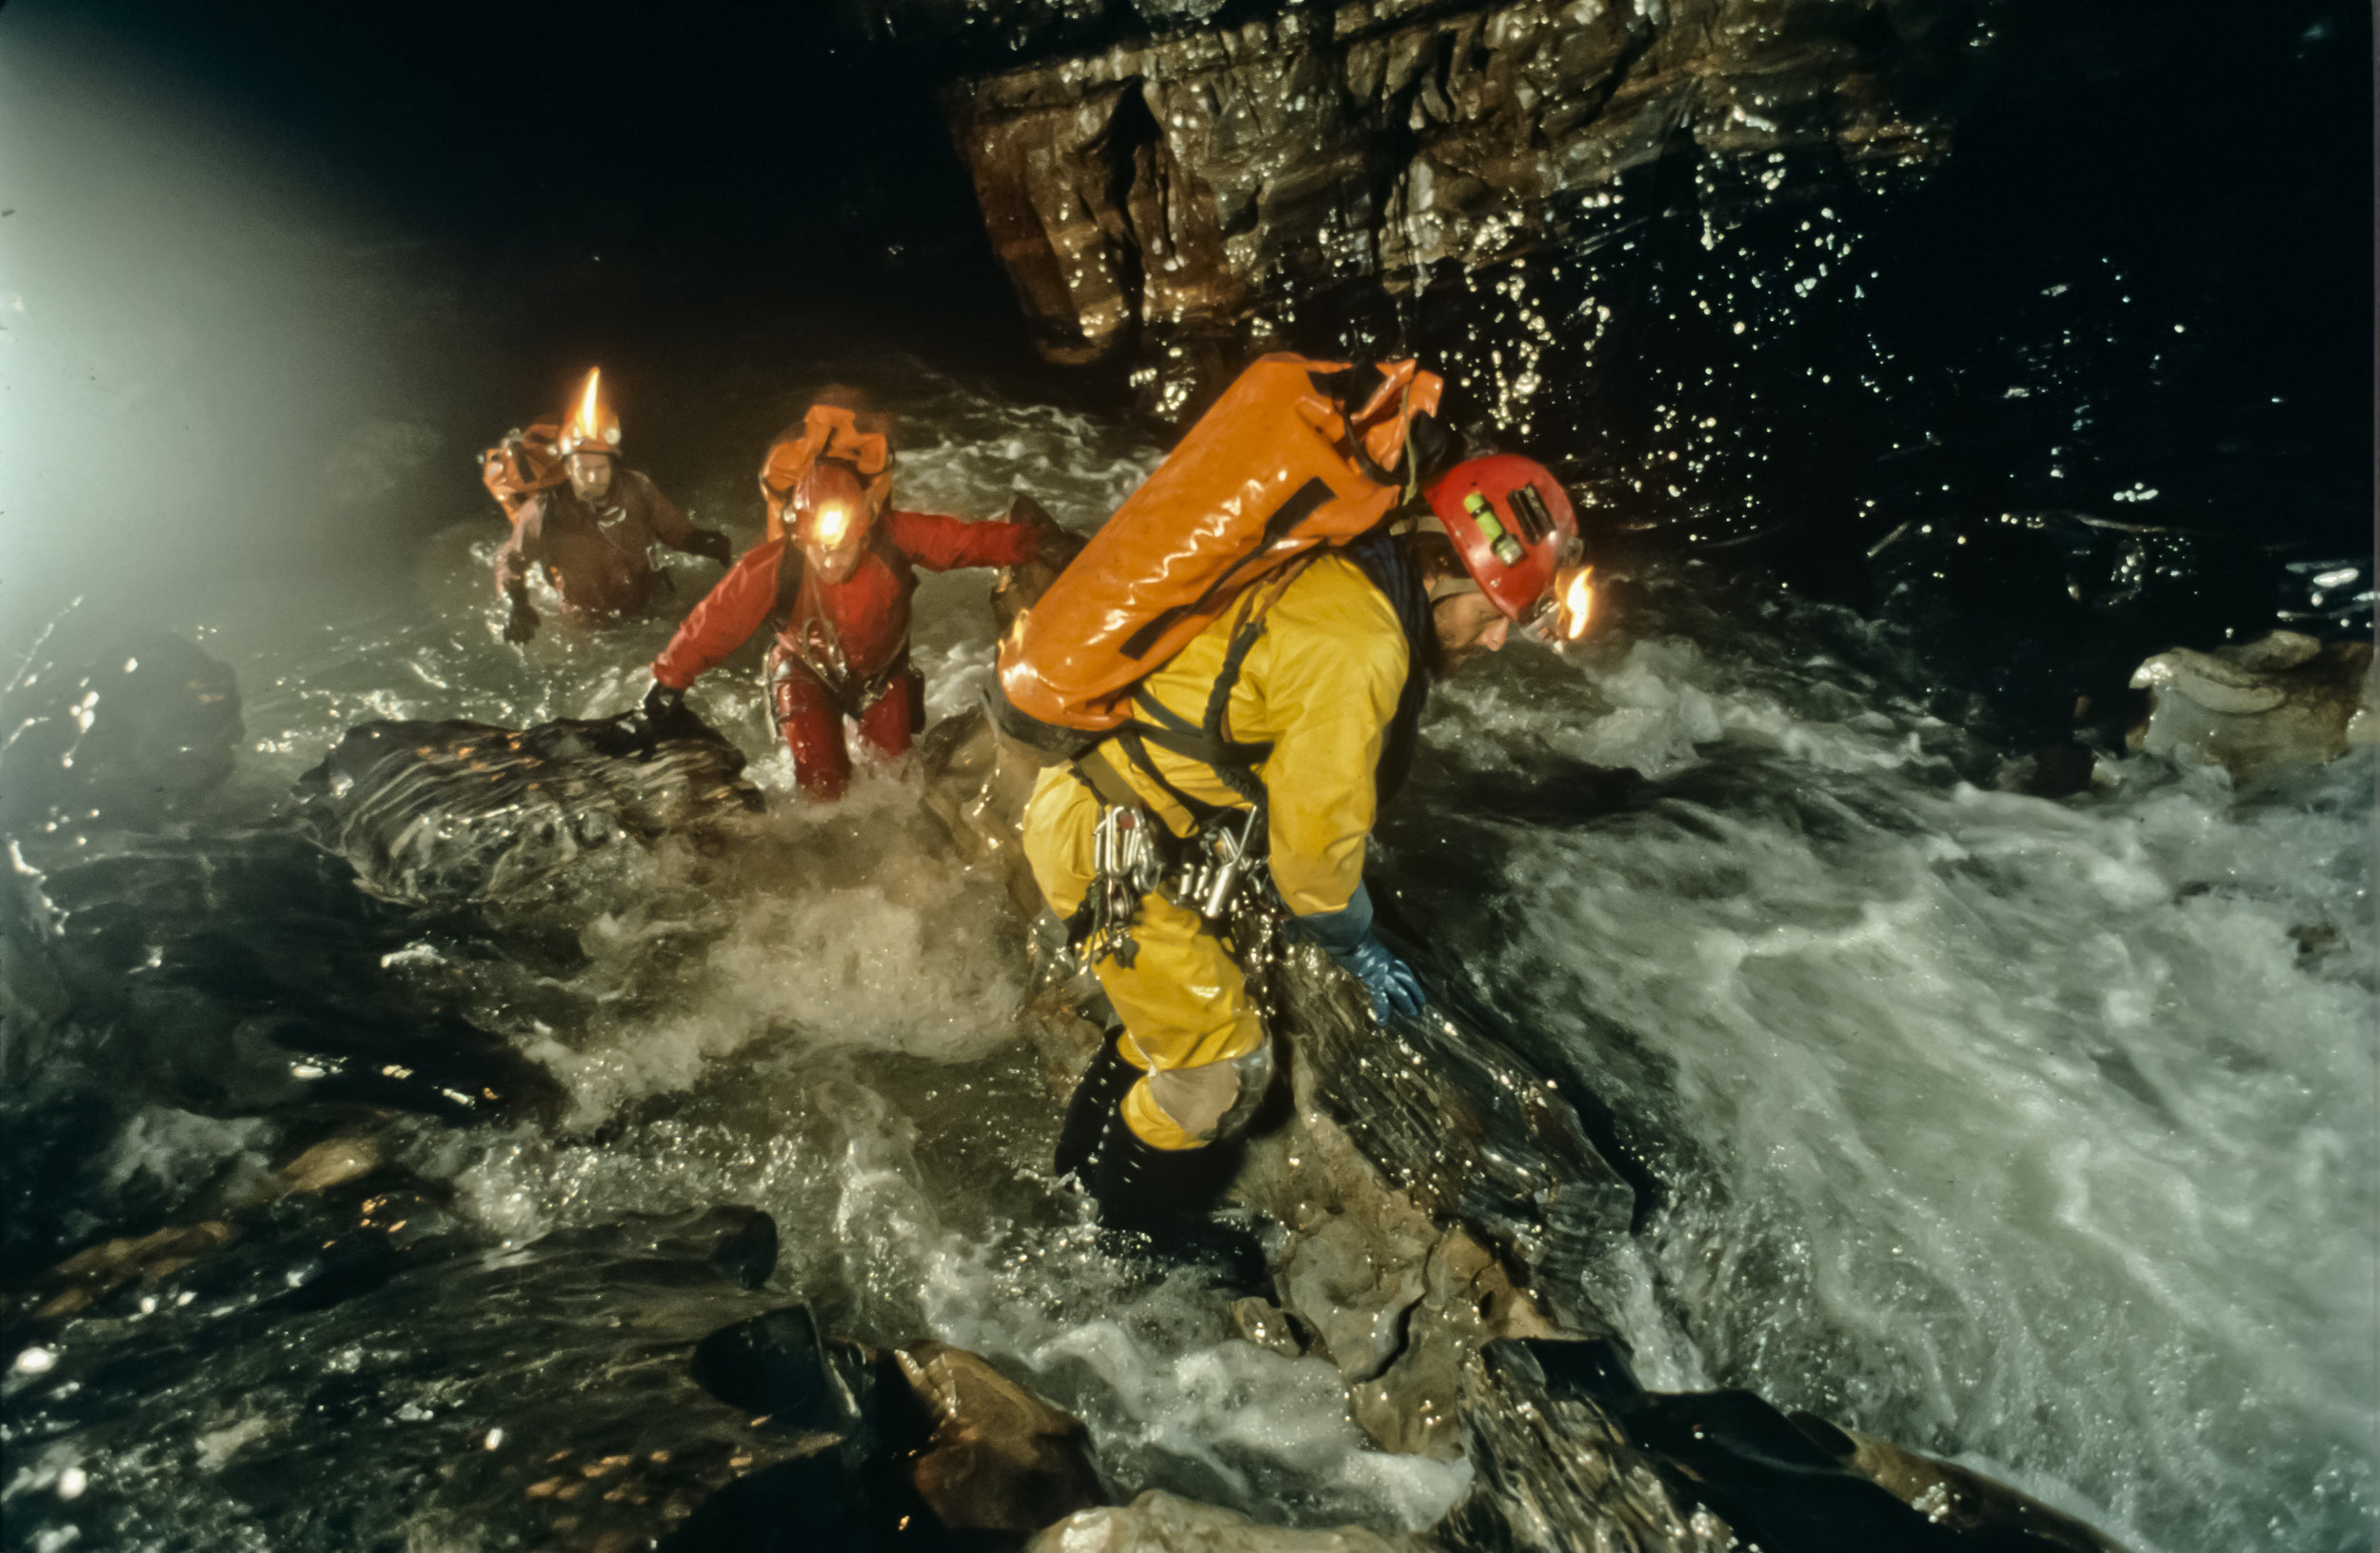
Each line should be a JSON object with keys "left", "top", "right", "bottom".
{"left": 1112, "top": 727, "right": 1231, "bottom": 828}
{"left": 1116, "top": 557, "right": 1319, "bottom": 816}
{"left": 1070, "top": 745, "right": 1146, "bottom": 812}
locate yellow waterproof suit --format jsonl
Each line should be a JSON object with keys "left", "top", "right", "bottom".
{"left": 1021, "top": 551, "right": 1411, "bottom": 1150}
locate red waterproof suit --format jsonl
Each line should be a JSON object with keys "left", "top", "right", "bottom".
{"left": 495, "top": 469, "right": 701, "bottom": 620}
{"left": 653, "top": 509, "right": 1040, "bottom": 800}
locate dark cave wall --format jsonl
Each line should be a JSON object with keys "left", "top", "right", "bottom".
{"left": 935, "top": 0, "right": 1971, "bottom": 412}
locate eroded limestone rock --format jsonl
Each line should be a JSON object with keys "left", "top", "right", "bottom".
{"left": 895, "top": 1339, "right": 1108, "bottom": 1533}
{"left": 2129, "top": 630, "right": 2374, "bottom": 781}
{"left": 1029, "top": 1488, "right": 1432, "bottom": 1552}
{"left": 292, "top": 707, "right": 763, "bottom": 905}
{"left": 942, "top": 0, "right": 1955, "bottom": 409}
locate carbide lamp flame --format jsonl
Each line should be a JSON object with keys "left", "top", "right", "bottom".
{"left": 1556, "top": 565, "right": 1596, "bottom": 641}
{"left": 574, "top": 368, "right": 603, "bottom": 444}
{"left": 812, "top": 503, "right": 853, "bottom": 549}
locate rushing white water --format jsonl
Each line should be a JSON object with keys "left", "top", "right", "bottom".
{"left": 129, "top": 366, "right": 1468, "bottom": 1534}
{"left": 1405, "top": 583, "right": 2377, "bottom": 1552}
{"left": 7, "top": 355, "right": 2370, "bottom": 1551}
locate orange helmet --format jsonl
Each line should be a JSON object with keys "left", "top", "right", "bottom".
{"left": 556, "top": 368, "right": 623, "bottom": 459}
{"left": 1422, "top": 454, "right": 1577, "bottom": 618}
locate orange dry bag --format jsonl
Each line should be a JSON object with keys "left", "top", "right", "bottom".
{"left": 990, "top": 353, "right": 1442, "bottom": 758}
{"left": 480, "top": 423, "right": 565, "bottom": 522}
{"left": 759, "top": 406, "right": 894, "bottom": 543}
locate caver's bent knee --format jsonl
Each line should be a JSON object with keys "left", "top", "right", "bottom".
{"left": 1024, "top": 771, "right": 1267, "bottom": 1151}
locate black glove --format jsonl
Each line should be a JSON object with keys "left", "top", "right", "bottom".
{"left": 503, "top": 596, "right": 540, "bottom": 644}
{"left": 688, "top": 528, "right": 735, "bottom": 567}
{"left": 641, "top": 680, "right": 684, "bottom": 723}
{"left": 628, "top": 681, "right": 685, "bottom": 752}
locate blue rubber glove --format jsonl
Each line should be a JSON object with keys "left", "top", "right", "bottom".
{"left": 1299, "top": 883, "right": 1428, "bottom": 1022}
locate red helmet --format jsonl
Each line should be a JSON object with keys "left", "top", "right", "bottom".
{"left": 556, "top": 368, "right": 623, "bottom": 459}
{"left": 1422, "top": 454, "right": 1577, "bottom": 618}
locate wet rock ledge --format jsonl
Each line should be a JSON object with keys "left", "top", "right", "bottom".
{"left": 931, "top": 0, "right": 1966, "bottom": 410}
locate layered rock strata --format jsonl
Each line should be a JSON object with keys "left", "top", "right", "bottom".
{"left": 941, "top": 0, "right": 1956, "bottom": 410}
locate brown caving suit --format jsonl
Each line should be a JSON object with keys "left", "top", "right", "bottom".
{"left": 494, "top": 468, "right": 701, "bottom": 621}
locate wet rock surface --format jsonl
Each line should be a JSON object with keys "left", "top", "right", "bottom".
{"left": 2128, "top": 629, "right": 2376, "bottom": 782}
{"left": 5, "top": 1186, "right": 1120, "bottom": 1553}
{"left": 1028, "top": 1488, "right": 1432, "bottom": 1553}
{"left": 292, "top": 706, "right": 764, "bottom": 906}
{"left": 940, "top": 0, "right": 1958, "bottom": 409}
{"left": 5, "top": 1192, "right": 811, "bottom": 1548}
{"left": 1445, "top": 1338, "right": 2125, "bottom": 1553}
{"left": 1793, "top": 1414, "right": 2131, "bottom": 1553}
{"left": 895, "top": 1338, "right": 1109, "bottom": 1533}
{"left": 0, "top": 820, "right": 563, "bottom": 1126}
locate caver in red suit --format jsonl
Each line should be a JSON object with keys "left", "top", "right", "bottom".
{"left": 641, "top": 409, "right": 1058, "bottom": 801}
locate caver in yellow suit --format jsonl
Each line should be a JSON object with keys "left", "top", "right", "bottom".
{"left": 1021, "top": 549, "right": 1419, "bottom": 1147}
{"left": 999, "top": 354, "right": 1581, "bottom": 1273}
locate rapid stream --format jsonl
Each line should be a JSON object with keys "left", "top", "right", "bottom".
{"left": 2, "top": 358, "right": 2370, "bottom": 1553}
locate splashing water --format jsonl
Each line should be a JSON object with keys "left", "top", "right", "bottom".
{"left": 1386, "top": 578, "right": 2375, "bottom": 1552}
{"left": 2, "top": 355, "right": 2369, "bottom": 1553}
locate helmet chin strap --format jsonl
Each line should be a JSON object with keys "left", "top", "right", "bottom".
{"left": 1393, "top": 511, "right": 1484, "bottom": 604}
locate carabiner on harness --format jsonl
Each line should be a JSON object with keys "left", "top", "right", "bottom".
{"left": 1077, "top": 803, "right": 1167, "bottom": 969}
{"left": 1168, "top": 804, "right": 1265, "bottom": 926}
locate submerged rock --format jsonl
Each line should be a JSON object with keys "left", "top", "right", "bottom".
{"left": 10, "top": 1129, "right": 387, "bottom": 1324}
{"left": 2128, "top": 629, "right": 2375, "bottom": 782}
{"left": 292, "top": 706, "right": 763, "bottom": 905}
{"left": 1445, "top": 1338, "right": 2125, "bottom": 1553}
{"left": 1028, "top": 1489, "right": 1431, "bottom": 1553}
{"left": 1791, "top": 1413, "right": 2130, "bottom": 1553}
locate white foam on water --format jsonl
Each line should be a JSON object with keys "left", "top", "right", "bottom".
{"left": 96, "top": 1108, "right": 276, "bottom": 1202}
{"left": 441, "top": 1072, "right": 1473, "bottom": 1534}
{"left": 1429, "top": 608, "right": 2375, "bottom": 1553}
{"left": 517, "top": 835, "right": 1030, "bottom": 1128}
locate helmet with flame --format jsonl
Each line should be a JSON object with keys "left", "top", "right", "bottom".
{"left": 794, "top": 460, "right": 874, "bottom": 584}
{"left": 1549, "top": 562, "right": 1596, "bottom": 642}
{"left": 1420, "top": 454, "right": 1577, "bottom": 620}
{"left": 555, "top": 368, "right": 623, "bottom": 459}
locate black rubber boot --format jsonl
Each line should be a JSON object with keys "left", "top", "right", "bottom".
{"left": 1054, "top": 1032, "right": 1140, "bottom": 1181}
{"left": 1084, "top": 1114, "right": 1268, "bottom": 1293}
